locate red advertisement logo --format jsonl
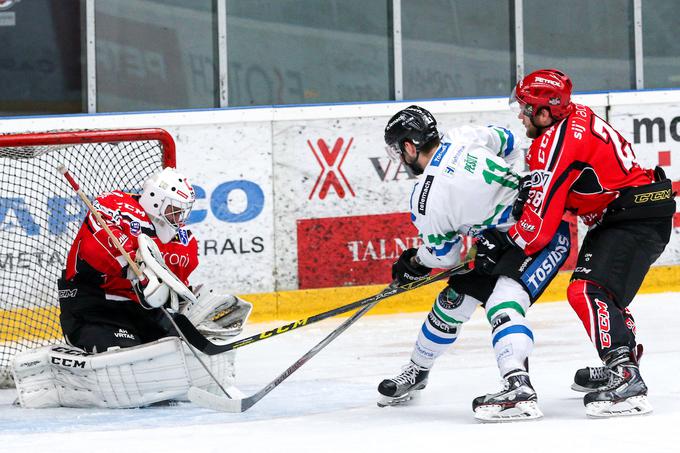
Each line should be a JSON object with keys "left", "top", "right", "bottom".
{"left": 297, "top": 213, "right": 418, "bottom": 289}
{"left": 297, "top": 212, "right": 578, "bottom": 290}
{"left": 308, "top": 138, "right": 355, "bottom": 200}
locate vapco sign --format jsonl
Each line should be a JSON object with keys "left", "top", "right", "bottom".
{"left": 297, "top": 212, "right": 419, "bottom": 289}
{"left": 307, "top": 137, "right": 355, "bottom": 200}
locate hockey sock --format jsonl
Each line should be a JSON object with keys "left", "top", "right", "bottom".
{"left": 567, "top": 279, "right": 634, "bottom": 359}
{"left": 410, "top": 287, "right": 479, "bottom": 368}
{"left": 485, "top": 277, "right": 533, "bottom": 377}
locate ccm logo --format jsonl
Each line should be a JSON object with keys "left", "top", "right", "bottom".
{"left": 595, "top": 299, "right": 611, "bottom": 348}
{"left": 50, "top": 357, "right": 86, "bottom": 368}
{"left": 634, "top": 189, "right": 671, "bottom": 203}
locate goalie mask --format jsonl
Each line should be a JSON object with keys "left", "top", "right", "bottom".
{"left": 139, "top": 168, "right": 195, "bottom": 244}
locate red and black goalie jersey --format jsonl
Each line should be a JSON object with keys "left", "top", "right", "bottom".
{"left": 509, "top": 103, "right": 655, "bottom": 255}
{"left": 64, "top": 190, "right": 199, "bottom": 303}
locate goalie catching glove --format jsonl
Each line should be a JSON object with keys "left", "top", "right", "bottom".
{"left": 181, "top": 285, "right": 253, "bottom": 340}
{"left": 131, "top": 234, "right": 198, "bottom": 310}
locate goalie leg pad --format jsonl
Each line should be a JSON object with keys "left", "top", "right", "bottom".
{"left": 411, "top": 287, "right": 480, "bottom": 368}
{"left": 12, "top": 338, "right": 235, "bottom": 408}
{"left": 182, "top": 343, "right": 236, "bottom": 398}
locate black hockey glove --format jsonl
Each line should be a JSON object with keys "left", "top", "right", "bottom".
{"left": 392, "top": 248, "right": 432, "bottom": 285}
{"left": 474, "top": 229, "right": 515, "bottom": 275}
{"left": 512, "top": 174, "right": 533, "bottom": 220}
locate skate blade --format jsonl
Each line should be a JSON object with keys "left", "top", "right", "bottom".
{"left": 377, "top": 389, "right": 422, "bottom": 408}
{"left": 585, "top": 396, "right": 653, "bottom": 418}
{"left": 571, "top": 383, "right": 606, "bottom": 393}
{"left": 474, "top": 401, "right": 543, "bottom": 423}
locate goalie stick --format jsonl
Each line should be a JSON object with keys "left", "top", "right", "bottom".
{"left": 57, "top": 165, "right": 233, "bottom": 399}
{"left": 188, "top": 261, "right": 471, "bottom": 412}
{"left": 173, "top": 263, "right": 470, "bottom": 356}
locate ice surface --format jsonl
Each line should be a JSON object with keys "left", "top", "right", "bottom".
{"left": 0, "top": 292, "right": 677, "bottom": 453}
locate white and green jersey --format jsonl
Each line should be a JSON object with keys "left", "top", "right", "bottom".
{"left": 411, "top": 125, "right": 524, "bottom": 269}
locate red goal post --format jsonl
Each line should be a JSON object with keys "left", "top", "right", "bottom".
{"left": 0, "top": 128, "right": 176, "bottom": 387}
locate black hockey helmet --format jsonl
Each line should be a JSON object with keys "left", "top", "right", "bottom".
{"left": 384, "top": 105, "right": 439, "bottom": 161}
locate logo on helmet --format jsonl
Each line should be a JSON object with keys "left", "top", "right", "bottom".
{"left": 534, "top": 76, "right": 561, "bottom": 87}
{"left": 386, "top": 114, "right": 408, "bottom": 131}
{"left": 548, "top": 97, "right": 561, "bottom": 105}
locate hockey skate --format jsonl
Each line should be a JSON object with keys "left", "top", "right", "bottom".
{"left": 472, "top": 370, "right": 543, "bottom": 422}
{"left": 584, "top": 347, "right": 652, "bottom": 418}
{"left": 571, "top": 366, "right": 610, "bottom": 392}
{"left": 572, "top": 344, "right": 643, "bottom": 392}
{"left": 377, "top": 362, "right": 429, "bottom": 407}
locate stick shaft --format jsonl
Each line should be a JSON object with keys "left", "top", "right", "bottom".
{"left": 58, "top": 165, "right": 142, "bottom": 278}
{"left": 244, "top": 298, "right": 379, "bottom": 411}
{"left": 188, "top": 261, "right": 472, "bottom": 412}
{"left": 178, "top": 263, "right": 468, "bottom": 356}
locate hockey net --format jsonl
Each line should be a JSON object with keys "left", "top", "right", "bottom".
{"left": 0, "top": 129, "right": 175, "bottom": 387}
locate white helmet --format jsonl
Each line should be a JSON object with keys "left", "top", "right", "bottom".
{"left": 139, "top": 167, "right": 196, "bottom": 243}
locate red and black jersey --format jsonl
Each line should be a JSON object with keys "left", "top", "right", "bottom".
{"left": 64, "top": 190, "right": 199, "bottom": 303}
{"left": 509, "top": 104, "right": 654, "bottom": 255}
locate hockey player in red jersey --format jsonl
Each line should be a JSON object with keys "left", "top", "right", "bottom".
{"left": 58, "top": 167, "right": 199, "bottom": 352}
{"left": 475, "top": 68, "right": 676, "bottom": 417}
{"left": 13, "top": 167, "right": 253, "bottom": 408}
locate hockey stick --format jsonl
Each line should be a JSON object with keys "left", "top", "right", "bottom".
{"left": 188, "top": 261, "right": 471, "bottom": 413}
{"left": 57, "top": 165, "right": 232, "bottom": 399}
{"left": 173, "top": 263, "right": 468, "bottom": 356}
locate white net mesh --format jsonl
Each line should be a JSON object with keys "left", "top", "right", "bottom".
{"left": 0, "top": 129, "right": 173, "bottom": 387}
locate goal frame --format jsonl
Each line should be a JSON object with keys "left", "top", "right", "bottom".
{"left": 0, "top": 128, "right": 176, "bottom": 168}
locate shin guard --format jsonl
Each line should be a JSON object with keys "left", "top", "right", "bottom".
{"left": 567, "top": 279, "right": 636, "bottom": 359}
{"left": 485, "top": 277, "right": 533, "bottom": 377}
{"left": 411, "top": 287, "right": 479, "bottom": 368}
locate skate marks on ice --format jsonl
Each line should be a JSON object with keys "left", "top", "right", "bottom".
{"left": 0, "top": 379, "right": 373, "bottom": 433}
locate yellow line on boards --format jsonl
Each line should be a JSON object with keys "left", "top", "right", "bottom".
{"left": 1, "top": 266, "right": 678, "bottom": 342}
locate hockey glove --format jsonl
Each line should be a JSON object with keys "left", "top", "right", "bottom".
{"left": 392, "top": 248, "right": 432, "bottom": 285}
{"left": 474, "top": 229, "right": 515, "bottom": 275}
{"left": 512, "top": 174, "right": 533, "bottom": 220}
{"left": 181, "top": 285, "right": 253, "bottom": 339}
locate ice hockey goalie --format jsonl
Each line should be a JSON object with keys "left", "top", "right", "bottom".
{"left": 11, "top": 168, "right": 252, "bottom": 408}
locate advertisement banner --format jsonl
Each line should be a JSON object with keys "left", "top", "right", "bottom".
{"left": 297, "top": 211, "right": 579, "bottom": 290}
{"left": 608, "top": 92, "right": 680, "bottom": 265}
{"left": 297, "top": 212, "right": 418, "bottom": 289}
{"left": 171, "top": 122, "right": 275, "bottom": 294}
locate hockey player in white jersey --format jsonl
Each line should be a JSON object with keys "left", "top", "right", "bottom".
{"left": 379, "top": 105, "right": 571, "bottom": 422}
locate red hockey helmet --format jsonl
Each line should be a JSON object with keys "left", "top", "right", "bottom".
{"left": 510, "top": 69, "right": 574, "bottom": 120}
